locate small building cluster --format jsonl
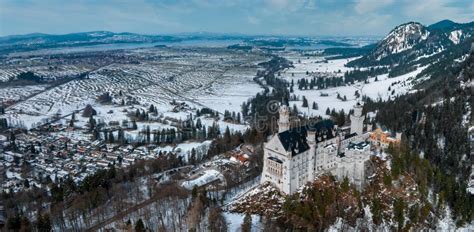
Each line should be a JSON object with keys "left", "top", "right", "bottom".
{"left": 0, "top": 129, "right": 186, "bottom": 193}
{"left": 369, "top": 127, "right": 401, "bottom": 149}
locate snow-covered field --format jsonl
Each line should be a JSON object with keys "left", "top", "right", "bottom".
{"left": 2, "top": 49, "right": 430, "bottom": 130}
{"left": 1, "top": 48, "right": 268, "bottom": 130}
{"left": 0, "top": 64, "right": 90, "bottom": 82}
{"left": 195, "top": 67, "right": 262, "bottom": 114}
{"left": 284, "top": 54, "right": 357, "bottom": 76}
{"left": 281, "top": 53, "right": 427, "bottom": 117}
{"left": 0, "top": 85, "right": 48, "bottom": 102}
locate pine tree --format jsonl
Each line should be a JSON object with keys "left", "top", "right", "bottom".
{"left": 242, "top": 213, "right": 252, "bottom": 232}
{"left": 118, "top": 128, "right": 124, "bottom": 144}
{"left": 208, "top": 207, "right": 227, "bottom": 232}
{"left": 383, "top": 173, "right": 392, "bottom": 186}
{"left": 108, "top": 131, "right": 114, "bottom": 143}
{"left": 7, "top": 214, "right": 23, "bottom": 231}
{"left": 69, "top": 114, "right": 75, "bottom": 128}
{"left": 355, "top": 90, "right": 360, "bottom": 99}
{"left": 0, "top": 118, "right": 8, "bottom": 129}
{"left": 135, "top": 218, "right": 145, "bottom": 232}
{"left": 202, "top": 127, "right": 207, "bottom": 139}
{"left": 190, "top": 148, "right": 197, "bottom": 165}
{"left": 293, "top": 104, "right": 298, "bottom": 115}
{"left": 302, "top": 96, "right": 308, "bottom": 107}
{"left": 146, "top": 126, "right": 151, "bottom": 143}
{"left": 393, "top": 198, "right": 405, "bottom": 230}
{"left": 92, "top": 129, "right": 100, "bottom": 140}
{"left": 88, "top": 115, "right": 96, "bottom": 130}
{"left": 224, "top": 126, "right": 231, "bottom": 144}
{"left": 82, "top": 104, "right": 96, "bottom": 117}
{"left": 36, "top": 213, "right": 52, "bottom": 232}
{"left": 196, "top": 118, "right": 202, "bottom": 129}
{"left": 371, "top": 198, "right": 383, "bottom": 225}
{"left": 103, "top": 131, "right": 108, "bottom": 142}
{"left": 341, "top": 176, "right": 350, "bottom": 192}
{"left": 132, "top": 120, "right": 137, "bottom": 130}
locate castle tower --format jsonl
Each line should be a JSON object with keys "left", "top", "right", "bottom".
{"left": 278, "top": 104, "right": 290, "bottom": 133}
{"left": 350, "top": 102, "right": 365, "bottom": 135}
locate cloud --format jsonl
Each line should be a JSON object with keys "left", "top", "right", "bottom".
{"left": 263, "top": 0, "right": 292, "bottom": 10}
{"left": 354, "top": 0, "right": 394, "bottom": 14}
{"left": 0, "top": 0, "right": 472, "bottom": 36}
{"left": 0, "top": 0, "right": 185, "bottom": 35}
{"left": 247, "top": 15, "right": 261, "bottom": 25}
{"left": 188, "top": 0, "right": 242, "bottom": 8}
{"left": 402, "top": 0, "right": 473, "bottom": 23}
{"left": 263, "top": 0, "right": 315, "bottom": 12}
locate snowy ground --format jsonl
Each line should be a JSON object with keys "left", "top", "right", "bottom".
{"left": 181, "top": 169, "right": 224, "bottom": 190}
{"left": 284, "top": 54, "right": 357, "bottom": 76}
{"left": 1, "top": 48, "right": 268, "bottom": 131}
{"left": 280, "top": 53, "right": 427, "bottom": 117}
{"left": 224, "top": 213, "right": 262, "bottom": 232}
{"left": 2, "top": 49, "right": 429, "bottom": 130}
{"left": 0, "top": 85, "right": 48, "bottom": 102}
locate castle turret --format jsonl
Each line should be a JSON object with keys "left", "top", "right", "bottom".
{"left": 350, "top": 102, "right": 365, "bottom": 135}
{"left": 278, "top": 104, "right": 290, "bottom": 133}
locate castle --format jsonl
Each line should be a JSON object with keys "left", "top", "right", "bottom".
{"left": 261, "top": 102, "right": 374, "bottom": 194}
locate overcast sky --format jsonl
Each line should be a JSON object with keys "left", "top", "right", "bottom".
{"left": 1, "top": 0, "right": 473, "bottom": 37}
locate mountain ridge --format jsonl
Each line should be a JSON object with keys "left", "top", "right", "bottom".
{"left": 347, "top": 19, "right": 474, "bottom": 68}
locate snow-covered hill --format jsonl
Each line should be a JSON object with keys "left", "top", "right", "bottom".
{"left": 348, "top": 20, "right": 474, "bottom": 68}
{"left": 373, "top": 22, "right": 429, "bottom": 60}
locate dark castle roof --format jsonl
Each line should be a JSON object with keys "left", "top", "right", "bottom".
{"left": 347, "top": 141, "right": 370, "bottom": 150}
{"left": 344, "top": 132, "right": 358, "bottom": 140}
{"left": 278, "top": 128, "right": 310, "bottom": 156}
{"left": 277, "top": 119, "right": 335, "bottom": 157}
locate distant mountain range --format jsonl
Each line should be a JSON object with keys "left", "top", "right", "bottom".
{"left": 0, "top": 31, "right": 248, "bottom": 54}
{"left": 0, "top": 31, "right": 260, "bottom": 45}
{"left": 1, "top": 19, "right": 472, "bottom": 65}
{"left": 0, "top": 30, "right": 379, "bottom": 55}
